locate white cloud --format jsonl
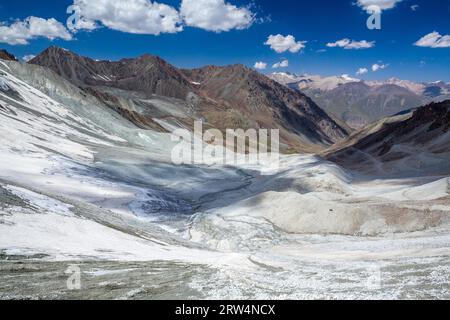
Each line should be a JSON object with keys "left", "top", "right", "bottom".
{"left": 356, "top": 67, "right": 368, "bottom": 75}
{"left": 71, "top": 0, "right": 255, "bottom": 35}
{"left": 265, "top": 34, "right": 306, "bottom": 53}
{"left": 272, "top": 60, "right": 289, "bottom": 68}
{"left": 414, "top": 32, "right": 450, "bottom": 48}
{"left": 0, "top": 16, "right": 72, "bottom": 45}
{"left": 411, "top": 4, "right": 419, "bottom": 11}
{"left": 254, "top": 61, "right": 267, "bottom": 70}
{"left": 327, "top": 38, "right": 375, "bottom": 50}
{"left": 372, "top": 63, "right": 388, "bottom": 72}
{"left": 72, "top": 0, "right": 183, "bottom": 35}
{"left": 180, "top": 0, "right": 254, "bottom": 32}
{"left": 67, "top": 5, "right": 97, "bottom": 31}
{"left": 356, "top": 0, "right": 403, "bottom": 12}
{"left": 22, "top": 55, "right": 36, "bottom": 62}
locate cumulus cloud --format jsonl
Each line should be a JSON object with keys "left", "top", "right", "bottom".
{"left": 411, "top": 4, "right": 419, "bottom": 11}
{"left": 327, "top": 38, "right": 375, "bottom": 50}
{"left": 70, "top": 0, "right": 256, "bottom": 35}
{"left": 1, "top": 0, "right": 256, "bottom": 45}
{"left": 253, "top": 61, "right": 267, "bottom": 70}
{"left": 0, "top": 16, "right": 72, "bottom": 45}
{"left": 356, "top": 67, "right": 368, "bottom": 75}
{"left": 71, "top": 0, "right": 183, "bottom": 34}
{"left": 180, "top": 0, "right": 254, "bottom": 32}
{"left": 356, "top": 0, "right": 403, "bottom": 12}
{"left": 67, "top": 5, "right": 97, "bottom": 31}
{"left": 372, "top": 63, "right": 388, "bottom": 72}
{"left": 414, "top": 32, "right": 450, "bottom": 48}
{"left": 265, "top": 34, "right": 306, "bottom": 53}
{"left": 272, "top": 60, "right": 289, "bottom": 68}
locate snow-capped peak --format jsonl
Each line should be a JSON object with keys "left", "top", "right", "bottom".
{"left": 269, "top": 72, "right": 363, "bottom": 91}
{"left": 340, "top": 74, "right": 359, "bottom": 82}
{"left": 269, "top": 72, "right": 301, "bottom": 85}
{"left": 365, "top": 78, "right": 426, "bottom": 95}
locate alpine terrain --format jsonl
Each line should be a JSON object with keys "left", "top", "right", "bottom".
{"left": 0, "top": 50, "right": 449, "bottom": 300}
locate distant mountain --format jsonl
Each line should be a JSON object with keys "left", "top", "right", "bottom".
{"left": 30, "top": 47, "right": 348, "bottom": 152}
{"left": 270, "top": 73, "right": 448, "bottom": 129}
{"left": 366, "top": 78, "right": 425, "bottom": 95}
{"left": 271, "top": 72, "right": 358, "bottom": 92}
{"left": 421, "top": 81, "right": 450, "bottom": 101}
{"left": 321, "top": 82, "right": 425, "bottom": 129}
{"left": 325, "top": 100, "right": 450, "bottom": 177}
{"left": 0, "top": 49, "right": 17, "bottom": 61}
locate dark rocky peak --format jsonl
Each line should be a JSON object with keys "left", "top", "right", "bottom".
{"left": 0, "top": 49, "right": 18, "bottom": 61}
{"left": 30, "top": 46, "right": 194, "bottom": 100}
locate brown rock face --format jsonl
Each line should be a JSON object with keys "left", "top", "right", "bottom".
{"left": 30, "top": 47, "right": 194, "bottom": 100}
{"left": 0, "top": 49, "right": 17, "bottom": 61}
{"left": 326, "top": 100, "right": 450, "bottom": 176}
{"left": 30, "top": 46, "right": 349, "bottom": 152}
{"left": 183, "top": 65, "right": 349, "bottom": 148}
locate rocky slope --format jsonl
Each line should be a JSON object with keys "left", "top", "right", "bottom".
{"left": 0, "top": 49, "right": 17, "bottom": 61}
{"left": 325, "top": 100, "right": 450, "bottom": 177}
{"left": 182, "top": 65, "right": 349, "bottom": 149}
{"left": 30, "top": 47, "right": 348, "bottom": 152}
{"left": 30, "top": 47, "right": 194, "bottom": 100}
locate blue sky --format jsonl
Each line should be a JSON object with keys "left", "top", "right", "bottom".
{"left": 0, "top": 0, "right": 449, "bottom": 82}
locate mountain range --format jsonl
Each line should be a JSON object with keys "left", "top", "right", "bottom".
{"left": 1, "top": 46, "right": 449, "bottom": 164}
{"left": 270, "top": 72, "right": 450, "bottom": 129}
{"left": 1, "top": 46, "right": 447, "bottom": 160}
{"left": 28, "top": 47, "right": 348, "bottom": 153}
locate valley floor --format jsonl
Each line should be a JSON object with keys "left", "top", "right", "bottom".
{"left": 0, "top": 154, "right": 449, "bottom": 299}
